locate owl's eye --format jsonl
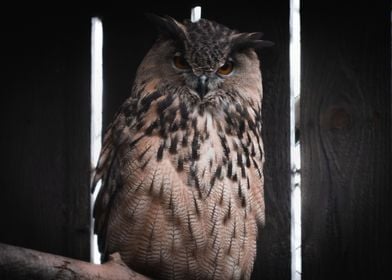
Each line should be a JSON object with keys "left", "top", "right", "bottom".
{"left": 173, "top": 53, "right": 190, "bottom": 70}
{"left": 217, "top": 60, "right": 234, "bottom": 76}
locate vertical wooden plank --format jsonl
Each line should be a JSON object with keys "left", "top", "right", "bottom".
{"left": 301, "top": 1, "right": 391, "bottom": 279}
{"left": 0, "top": 15, "right": 91, "bottom": 260}
{"left": 101, "top": 1, "right": 291, "bottom": 278}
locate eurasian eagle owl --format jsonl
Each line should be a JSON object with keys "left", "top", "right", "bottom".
{"left": 92, "top": 14, "right": 271, "bottom": 280}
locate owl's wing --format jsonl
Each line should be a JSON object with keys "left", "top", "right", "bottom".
{"left": 91, "top": 97, "right": 137, "bottom": 260}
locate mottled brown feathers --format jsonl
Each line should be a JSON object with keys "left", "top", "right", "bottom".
{"left": 92, "top": 15, "right": 267, "bottom": 280}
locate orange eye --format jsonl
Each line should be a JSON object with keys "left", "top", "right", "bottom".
{"left": 173, "top": 53, "right": 190, "bottom": 70}
{"left": 217, "top": 60, "right": 234, "bottom": 76}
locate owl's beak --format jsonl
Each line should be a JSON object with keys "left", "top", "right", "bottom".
{"left": 196, "top": 75, "right": 208, "bottom": 99}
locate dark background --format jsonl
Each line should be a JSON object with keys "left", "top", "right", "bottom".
{"left": 0, "top": 0, "right": 390, "bottom": 279}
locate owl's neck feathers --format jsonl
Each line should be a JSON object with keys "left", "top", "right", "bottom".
{"left": 123, "top": 82, "right": 264, "bottom": 218}
{"left": 131, "top": 81, "right": 262, "bottom": 141}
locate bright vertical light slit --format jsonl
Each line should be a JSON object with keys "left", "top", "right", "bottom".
{"left": 290, "top": 0, "right": 301, "bottom": 279}
{"left": 90, "top": 17, "right": 103, "bottom": 264}
{"left": 191, "top": 6, "right": 202, "bottom": 22}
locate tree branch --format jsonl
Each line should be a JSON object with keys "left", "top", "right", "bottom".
{"left": 0, "top": 243, "right": 150, "bottom": 280}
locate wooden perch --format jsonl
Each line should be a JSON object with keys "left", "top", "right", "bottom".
{"left": 0, "top": 243, "right": 150, "bottom": 280}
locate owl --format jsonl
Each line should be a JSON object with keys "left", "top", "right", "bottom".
{"left": 92, "top": 14, "right": 271, "bottom": 280}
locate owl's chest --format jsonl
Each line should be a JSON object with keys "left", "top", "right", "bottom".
{"left": 139, "top": 120, "right": 234, "bottom": 198}
{"left": 112, "top": 111, "right": 263, "bottom": 279}
{"left": 129, "top": 108, "right": 263, "bottom": 213}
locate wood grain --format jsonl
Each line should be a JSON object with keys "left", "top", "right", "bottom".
{"left": 301, "top": 2, "right": 391, "bottom": 279}
{"left": 0, "top": 243, "right": 150, "bottom": 280}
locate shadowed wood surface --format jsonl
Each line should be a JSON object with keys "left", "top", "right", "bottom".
{"left": 301, "top": 1, "right": 391, "bottom": 279}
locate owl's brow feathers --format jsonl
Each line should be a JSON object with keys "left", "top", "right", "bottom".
{"left": 146, "top": 13, "right": 273, "bottom": 53}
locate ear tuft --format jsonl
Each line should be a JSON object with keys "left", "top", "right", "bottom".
{"left": 145, "top": 13, "right": 187, "bottom": 40}
{"left": 231, "top": 32, "right": 274, "bottom": 52}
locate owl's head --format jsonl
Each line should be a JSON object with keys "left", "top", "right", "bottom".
{"left": 136, "top": 14, "right": 272, "bottom": 110}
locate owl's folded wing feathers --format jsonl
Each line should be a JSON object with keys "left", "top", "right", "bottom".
{"left": 91, "top": 103, "right": 134, "bottom": 259}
